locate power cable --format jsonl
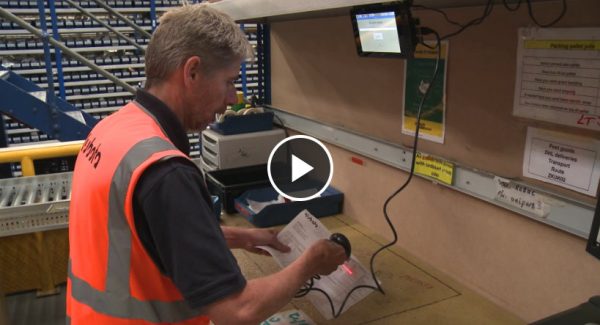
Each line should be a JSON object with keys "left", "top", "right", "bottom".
{"left": 294, "top": 27, "right": 443, "bottom": 319}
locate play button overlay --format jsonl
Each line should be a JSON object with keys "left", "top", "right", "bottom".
{"left": 291, "top": 155, "right": 313, "bottom": 182}
{"left": 268, "top": 135, "right": 333, "bottom": 201}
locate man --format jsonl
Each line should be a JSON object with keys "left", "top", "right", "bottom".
{"left": 66, "top": 4, "right": 346, "bottom": 325}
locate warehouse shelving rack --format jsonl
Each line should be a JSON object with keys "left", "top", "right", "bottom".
{"left": 0, "top": 0, "right": 267, "bottom": 176}
{"left": 0, "top": 2, "right": 268, "bottom": 300}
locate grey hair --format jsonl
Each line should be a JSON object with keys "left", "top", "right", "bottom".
{"left": 144, "top": 4, "right": 254, "bottom": 89}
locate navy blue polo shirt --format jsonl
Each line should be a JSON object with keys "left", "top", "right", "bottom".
{"left": 132, "top": 89, "right": 246, "bottom": 309}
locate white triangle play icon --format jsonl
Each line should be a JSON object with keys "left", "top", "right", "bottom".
{"left": 291, "top": 154, "right": 314, "bottom": 182}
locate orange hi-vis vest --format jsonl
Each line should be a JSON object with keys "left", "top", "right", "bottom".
{"left": 67, "top": 101, "right": 210, "bottom": 324}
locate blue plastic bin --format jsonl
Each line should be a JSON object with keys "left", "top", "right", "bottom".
{"left": 234, "top": 186, "right": 344, "bottom": 227}
{"left": 209, "top": 112, "right": 274, "bottom": 135}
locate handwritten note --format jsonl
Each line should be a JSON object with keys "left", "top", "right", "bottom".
{"left": 494, "top": 177, "right": 549, "bottom": 217}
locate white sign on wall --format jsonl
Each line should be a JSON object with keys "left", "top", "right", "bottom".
{"left": 523, "top": 127, "right": 600, "bottom": 196}
{"left": 513, "top": 27, "right": 600, "bottom": 131}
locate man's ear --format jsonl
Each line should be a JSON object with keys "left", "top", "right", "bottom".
{"left": 182, "top": 56, "right": 202, "bottom": 87}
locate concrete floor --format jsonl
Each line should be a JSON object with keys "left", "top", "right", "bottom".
{"left": 5, "top": 285, "right": 66, "bottom": 325}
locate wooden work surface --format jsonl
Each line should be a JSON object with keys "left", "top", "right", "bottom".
{"left": 223, "top": 213, "right": 524, "bottom": 324}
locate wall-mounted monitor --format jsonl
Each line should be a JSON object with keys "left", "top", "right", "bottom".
{"left": 350, "top": 3, "right": 416, "bottom": 58}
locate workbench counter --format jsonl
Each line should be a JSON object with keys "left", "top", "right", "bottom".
{"left": 223, "top": 213, "right": 524, "bottom": 324}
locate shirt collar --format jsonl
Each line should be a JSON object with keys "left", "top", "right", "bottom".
{"left": 134, "top": 88, "right": 190, "bottom": 156}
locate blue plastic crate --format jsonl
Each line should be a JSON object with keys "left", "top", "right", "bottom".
{"left": 209, "top": 111, "right": 274, "bottom": 135}
{"left": 234, "top": 186, "right": 344, "bottom": 228}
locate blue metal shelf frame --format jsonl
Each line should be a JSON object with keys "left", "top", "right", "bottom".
{"left": 48, "top": 0, "right": 66, "bottom": 100}
{"left": 256, "top": 23, "right": 271, "bottom": 105}
{"left": 0, "top": 67, "right": 98, "bottom": 141}
{"left": 36, "top": 0, "right": 60, "bottom": 134}
{"left": 0, "top": 115, "right": 10, "bottom": 178}
{"left": 2, "top": 2, "right": 265, "bottom": 149}
{"left": 240, "top": 23, "right": 248, "bottom": 97}
{"left": 150, "top": 0, "right": 157, "bottom": 32}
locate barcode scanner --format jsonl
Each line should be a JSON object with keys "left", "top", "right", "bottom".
{"left": 295, "top": 233, "right": 353, "bottom": 313}
{"left": 330, "top": 233, "right": 351, "bottom": 259}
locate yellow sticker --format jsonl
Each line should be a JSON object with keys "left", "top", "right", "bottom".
{"left": 414, "top": 152, "right": 454, "bottom": 185}
{"left": 403, "top": 116, "right": 444, "bottom": 138}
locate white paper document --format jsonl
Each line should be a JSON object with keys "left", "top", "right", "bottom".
{"left": 246, "top": 195, "right": 286, "bottom": 214}
{"left": 259, "top": 210, "right": 376, "bottom": 320}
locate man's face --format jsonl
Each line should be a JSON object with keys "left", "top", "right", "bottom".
{"left": 183, "top": 60, "right": 240, "bottom": 131}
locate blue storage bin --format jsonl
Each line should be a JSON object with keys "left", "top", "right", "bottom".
{"left": 209, "top": 111, "right": 274, "bottom": 135}
{"left": 234, "top": 186, "right": 344, "bottom": 228}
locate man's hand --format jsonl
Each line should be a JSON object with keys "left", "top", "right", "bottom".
{"left": 221, "top": 226, "right": 290, "bottom": 255}
{"left": 206, "top": 231, "right": 346, "bottom": 324}
{"left": 243, "top": 228, "right": 290, "bottom": 255}
{"left": 303, "top": 239, "right": 347, "bottom": 275}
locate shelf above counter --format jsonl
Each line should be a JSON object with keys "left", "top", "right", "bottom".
{"left": 209, "top": 0, "right": 552, "bottom": 23}
{"left": 209, "top": 0, "right": 384, "bottom": 22}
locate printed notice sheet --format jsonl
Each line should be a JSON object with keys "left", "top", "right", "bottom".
{"left": 259, "top": 210, "right": 375, "bottom": 320}
{"left": 513, "top": 27, "right": 600, "bottom": 131}
{"left": 402, "top": 41, "right": 449, "bottom": 143}
{"left": 523, "top": 127, "right": 600, "bottom": 196}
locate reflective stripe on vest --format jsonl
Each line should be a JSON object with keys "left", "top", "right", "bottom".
{"left": 68, "top": 136, "right": 203, "bottom": 323}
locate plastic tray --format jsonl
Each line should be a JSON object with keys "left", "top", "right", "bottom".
{"left": 234, "top": 186, "right": 344, "bottom": 227}
{"left": 205, "top": 164, "right": 270, "bottom": 213}
{"left": 209, "top": 112, "right": 274, "bottom": 135}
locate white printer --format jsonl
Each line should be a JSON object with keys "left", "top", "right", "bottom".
{"left": 200, "top": 128, "right": 286, "bottom": 172}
